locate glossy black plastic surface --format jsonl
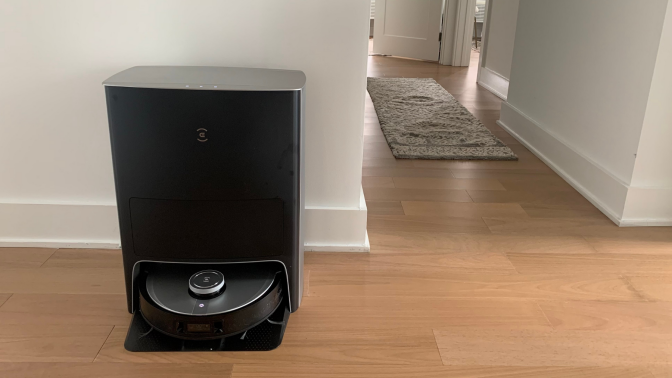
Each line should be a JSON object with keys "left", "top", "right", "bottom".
{"left": 104, "top": 86, "right": 302, "bottom": 313}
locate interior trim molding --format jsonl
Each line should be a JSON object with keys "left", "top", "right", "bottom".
{"left": 304, "top": 187, "right": 370, "bottom": 252}
{"left": 477, "top": 67, "right": 509, "bottom": 100}
{"left": 0, "top": 202, "right": 121, "bottom": 248}
{"left": 0, "top": 240, "right": 121, "bottom": 249}
{"left": 499, "top": 102, "right": 672, "bottom": 226}
{"left": 305, "top": 231, "right": 370, "bottom": 252}
{"left": 621, "top": 186, "right": 672, "bottom": 226}
{"left": 449, "top": 0, "right": 477, "bottom": 66}
{"left": 498, "top": 102, "right": 630, "bottom": 225}
{"left": 475, "top": 0, "right": 490, "bottom": 78}
{"left": 0, "top": 187, "right": 370, "bottom": 251}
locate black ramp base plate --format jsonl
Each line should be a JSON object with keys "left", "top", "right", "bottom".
{"left": 124, "top": 302, "right": 290, "bottom": 352}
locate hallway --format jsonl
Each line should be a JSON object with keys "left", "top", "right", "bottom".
{"left": 363, "top": 53, "right": 616, "bottom": 232}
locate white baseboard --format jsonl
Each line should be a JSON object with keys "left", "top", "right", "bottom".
{"left": 0, "top": 202, "right": 121, "bottom": 248}
{"left": 498, "top": 102, "right": 631, "bottom": 225}
{"left": 305, "top": 231, "right": 370, "bottom": 252}
{"left": 619, "top": 219, "right": 672, "bottom": 227}
{"left": 0, "top": 188, "right": 370, "bottom": 251}
{"left": 498, "top": 102, "right": 672, "bottom": 226}
{"left": 303, "top": 187, "right": 370, "bottom": 252}
{"left": 477, "top": 67, "right": 509, "bottom": 100}
{"left": 621, "top": 187, "right": 672, "bottom": 226}
{"left": 0, "top": 240, "right": 121, "bottom": 249}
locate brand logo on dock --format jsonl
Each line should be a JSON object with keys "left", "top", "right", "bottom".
{"left": 197, "top": 128, "right": 208, "bottom": 142}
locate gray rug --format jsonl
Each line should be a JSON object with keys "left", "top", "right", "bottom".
{"left": 367, "top": 77, "right": 517, "bottom": 160}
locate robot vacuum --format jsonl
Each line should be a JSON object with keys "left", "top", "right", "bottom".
{"left": 103, "top": 66, "right": 305, "bottom": 351}
{"left": 139, "top": 262, "right": 283, "bottom": 340}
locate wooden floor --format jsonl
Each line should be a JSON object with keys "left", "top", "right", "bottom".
{"left": 2, "top": 52, "right": 672, "bottom": 377}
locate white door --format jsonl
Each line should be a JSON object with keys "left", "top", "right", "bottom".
{"left": 373, "top": 0, "right": 444, "bottom": 61}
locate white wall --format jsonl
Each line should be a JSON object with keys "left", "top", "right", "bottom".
{"left": 0, "top": 0, "right": 371, "bottom": 249}
{"left": 477, "top": 0, "right": 519, "bottom": 99}
{"left": 498, "top": 0, "right": 671, "bottom": 225}
{"left": 482, "top": 0, "right": 519, "bottom": 79}
{"left": 623, "top": 1, "right": 672, "bottom": 225}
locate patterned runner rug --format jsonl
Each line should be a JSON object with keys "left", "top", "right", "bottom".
{"left": 367, "top": 77, "right": 517, "bottom": 160}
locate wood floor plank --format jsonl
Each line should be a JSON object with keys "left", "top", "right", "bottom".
{"left": 307, "top": 270, "right": 639, "bottom": 301}
{"left": 367, "top": 231, "right": 599, "bottom": 254}
{"left": 362, "top": 158, "right": 416, "bottom": 168}
{"left": 0, "top": 267, "right": 124, "bottom": 294}
{"left": 305, "top": 251, "right": 517, "bottom": 275}
{"left": 363, "top": 127, "right": 383, "bottom": 136}
{"left": 469, "top": 190, "right": 595, "bottom": 207}
{"left": 0, "top": 248, "right": 56, "bottom": 268}
{"left": 538, "top": 301, "right": 672, "bottom": 333}
{"left": 42, "top": 249, "right": 122, "bottom": 269}
{"left": 367, "top": 215, "right": 490, "bottom": 234}
{"left": 433, "top": 327, "right": 672, "bottom": 366}
{"left": 292, "top": 296, "right": 551, "bottom": 329}
{"left": 363, "top": 139, "right": 387, "bottom": 147}
{"left": 362, "top": 166, "right": 455, "bottom": 178}
{"left": 495, "top": 223, "right": 670, "bottom": 240}
{"left": 585, "top": 235, "right": 672, "bottom": 255}
{"left": 95, "top": 326, "right": 443, "bottom": 365}
{"left": 401, "top": 201, "right": 529, "bottom": 219}
{"left": 231, "top": 364, "right": 655, "bottom": 378}
{"left": 303, "top": 269, "right": 310, "bottom": 296}
{"left": 0, "top": 325, "right": 112, "bottom": 362}
{"left": 484, "top": 217, "right": 618, "bottom": 236}
{"left": 0, "top": 294, "right": 11, "bottom": 308}
{"left": 413, "top": 160, "right": 551, "bottom": 171}
{"left": 363, "top": 134, "right": 387, "bottom": 144}
{"left": 450, "top": 169, "right": 556, "bottom": 179}
{"left": 393, "top": 177, "right": 505, "bottom": 191}
{"left": 363, "top": 187, "right": 473, "bottom": 202}
{"left": 363, "top": 142, "right": 391, "bottom": 152}
{"left": 362, "top": 176, "right": 395, "bottom": 188}
{"left": 520, "top": 204, "right": 609, "bottom": 220}
{"left": 0, "top": 362, "right": 233, "bottom": 378}
{"left": 506, "top": 143, "right": 539, "bottom": 156}
{"left": 366, "top": 201, "right": 405, "bottom": 215}
{"left": 627, "top": 276, "right": 672, "bottom": 302}
{"left": 497, "top": 177, "right": 575, "bottom": 192}
{"left": 506, "top": 253, "right": 672, "bottom": 275}
{"left": 0, "top": 294, "right": 130, "bottom": 326}
{"left": 363, "top": 148, "right": 394, "bottom": 159}
{"left": 649, "top": 366, "right": 672, "bottom": 378}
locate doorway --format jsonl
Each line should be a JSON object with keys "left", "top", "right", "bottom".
{"left": 369, "top": 0, "right": 477, "bottom": 66}
{"left": 476, "top": 0, "right": 520, "bottom": 100}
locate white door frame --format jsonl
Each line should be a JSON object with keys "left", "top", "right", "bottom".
{"left": 439, "top": 0, "right": 476, "bottom": 66}
{"left": 475, "top": 0, "right": 490, "bottom": 81}
{"left": 475, "top": 0, "right": 516, "bottom": 100}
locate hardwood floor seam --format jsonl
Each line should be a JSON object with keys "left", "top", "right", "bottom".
{"left": 579, "top": 236, "right": 604, "bottom": 254}
{"left": 535, "top": 302, "right": 556, "bottom": 330}
{"left": 430, "top": 329, "right": 445, "bottom": 366}
{"left": 93, "top": 326, "right": 117, "bottom": 363}
{"left": 37, "top": 248, "right": 60, "bottom": 268}
{"left": 0, "top": 293, "right": 12, "bottom": 309}
{"left": 499, "top": 251, "right": 519, "bottom": 272}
